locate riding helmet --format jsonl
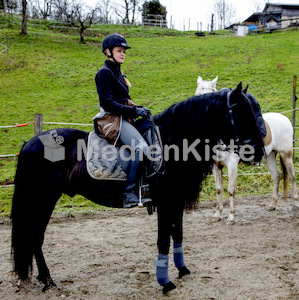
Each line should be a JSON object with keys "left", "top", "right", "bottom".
{"left": 102, "top": 33, "right": 131, "bottom": 54}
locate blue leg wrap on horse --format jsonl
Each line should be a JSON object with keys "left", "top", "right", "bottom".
{"left": 173, "top": 243, "right": 185, "bottom": 269}
{"left": 153, "top": 254, "right": 170, "bottom": 285}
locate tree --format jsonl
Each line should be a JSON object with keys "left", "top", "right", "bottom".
{"left": 0, "top": 0, "right": 6, "bottom": 16}
{"left": 99, "top": 0, "right": 111, "bottom": 23}
{"left": 130, "top": 0, "right": 140, "bottom": 25}
{"left": 6, "top": 0, "right": 18, "bottom": 18}
{"left": 142, "top": 0, "right": 167, "bottom": 27}
{"left": 35, "top": 0, "right": 54, "bottom": 19}
{"left": 114, "top": 0, "right": 142, "bottom": 24}
{"left": 54, "top": 0, "right": 99, "bottom": 42}
{"left": 213, "top": 0, "right": 236, "bottom": 29}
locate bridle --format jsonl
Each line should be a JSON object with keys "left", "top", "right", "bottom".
{"left": 226, "top": 91, "right": 258, "bottom": 156}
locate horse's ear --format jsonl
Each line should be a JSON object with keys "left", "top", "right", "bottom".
{"left": 212, "top": 76, "right": 218, "bottom": 85}
{"left": 234, "top": 82, "right": 242, "bottom": 94}
{"left": 243, "top": 84, "right": 249, "bottom": 94}
{"left": 197, "top": 76, "right": 203, "bottom": 84}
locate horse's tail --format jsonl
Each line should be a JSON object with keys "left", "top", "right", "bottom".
{"left": 279, "top": 155, "right": 288, "bottom": 200}
{"left": 11, "top": 143, "right": 34, "bottom": 279}
{"left": 11, "top": 139, "right": 59, "bottom": 280}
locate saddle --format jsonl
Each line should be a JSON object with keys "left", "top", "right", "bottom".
{"left": 86, "top": 118, "right": 164, "bottom": 181}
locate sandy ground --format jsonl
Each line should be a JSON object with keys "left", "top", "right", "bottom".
{"left": 0, "top": 194, "right": 298, "bottom": 300}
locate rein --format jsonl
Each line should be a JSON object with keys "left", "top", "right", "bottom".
{"left": 226, "top": 91, "right": 240, "bottom": 149}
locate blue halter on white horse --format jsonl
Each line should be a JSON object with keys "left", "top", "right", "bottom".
{"left": 195, "top": 76, "right": 298, "bottom": 224}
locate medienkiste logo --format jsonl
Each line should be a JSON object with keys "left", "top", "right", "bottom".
{"left": 38, "top": 130, "right": 65, "bottom": 162}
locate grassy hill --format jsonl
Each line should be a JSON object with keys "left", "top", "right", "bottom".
{"left": 0, "top": 15, "right": 298, "bottom": 215}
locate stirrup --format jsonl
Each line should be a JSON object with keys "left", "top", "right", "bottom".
{"left": 138, "top": 183, "right": 152, "bottom": 207}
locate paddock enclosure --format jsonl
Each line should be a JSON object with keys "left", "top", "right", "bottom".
{"left": 0, "top": 193, "right": 298, "bottom": 299}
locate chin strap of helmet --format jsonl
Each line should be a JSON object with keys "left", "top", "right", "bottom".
{"left": 106, "top": 47, "right": 118, "bottom": 64}
{"left": 105, "top": 46, "right": 132, "bottom": 87}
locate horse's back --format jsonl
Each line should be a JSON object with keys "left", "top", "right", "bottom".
{"left": 20, "top": 128, "right": 88, "bottom": 154}
{"left": 16, "top": 128, "right": 89, "bottom": 189}
{"left": 262, "top": 112, "right": 293, "bottom": 153}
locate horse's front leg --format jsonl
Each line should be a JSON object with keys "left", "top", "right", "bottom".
{"left": 171, "top": 207, "right": 190, "bottom": 279}
{"left": 212, "top": 162, "right": 224, "bottom": 221}
{"left": 155, "top": 207, "right": 177, "bottom": 294}
{"left": 226, "top": 153, "right": 240, "bottom": 225}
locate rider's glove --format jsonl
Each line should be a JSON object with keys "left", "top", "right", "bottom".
{"left": 143, "top": 107, "right": 151, "bottom": 114}
{"left": 136, "top": 107, "right": 148, "bottom": 118}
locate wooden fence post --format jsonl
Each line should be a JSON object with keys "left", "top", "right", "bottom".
{"left": 292, "top": 75, "right": 297, "bottom": 153}
{"left": 34, "top": 113, "right": 43, "bottom": 135}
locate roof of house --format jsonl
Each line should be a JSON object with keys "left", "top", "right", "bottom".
{"left": 243, "top": 12, "right": 282, "bottom": 23}
{"left": 263, "top": 3, "right": 299, "bottom": 12}
{"left": 242, "top": 3, "right": 299, "bottom": 23}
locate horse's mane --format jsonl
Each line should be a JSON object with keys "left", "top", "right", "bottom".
{"left": 152, "top": 89, "right": 231, "bottom": 209}
{"left": 155, "top": 89, "right": 230, "bottom": 137}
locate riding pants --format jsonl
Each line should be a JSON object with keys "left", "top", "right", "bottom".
{"left": 119, "top": 120, "right": 148, "bottom": 155}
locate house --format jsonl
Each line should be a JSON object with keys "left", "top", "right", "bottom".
{"left": 243, "top": 3, "right": 299, "bottom": 30}
{"left": 228, "top": 3, "right": 299, "bottom": 35}
{"left": 264, "top": 3, "right": 299, "bottom": 28}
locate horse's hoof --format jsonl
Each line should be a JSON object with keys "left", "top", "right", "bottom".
{"left": 42, "top": 278, "right": 56, "bottom": 292}
{"left": 267, "top": 206, "right": 276, "bottom": 211}
{"left": 212, "top": 216, "right": 221, "bottom": 222}
{"left": 162, "top": 281, "right": 176, "bottom": 294}
{"left": 226, "top": 220, "right": 235, "bottom": 225}
{"left": 178, "top": 266, "right": 191, "bottom": 279}
{"left": 16, "top": 278, "right": 32, "bottom": 292}
{"left": 37, "top": 275, "right": 57, "bottom": 292}
{"left": 292, "top": 206, "right": 299, "bottom": 211}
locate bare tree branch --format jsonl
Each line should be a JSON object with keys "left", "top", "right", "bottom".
{"left": 54, "top": 0, "right": 99, "bottom": 42}
{"left": 213, "top": 0, "right": 236, "bottom": 29}
{"left": 251, "top": 0, "right": 268, "bottom": 12}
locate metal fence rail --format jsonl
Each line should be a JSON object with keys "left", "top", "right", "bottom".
{"left": 0, "top": 36, "right": 8, "bottom": 54}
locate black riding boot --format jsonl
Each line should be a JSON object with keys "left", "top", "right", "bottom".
{"left": 123, "top": 150, "right": 152, "bottom": 208}
{"left": 123, "top": 150, "right": 141, "bottom": 208}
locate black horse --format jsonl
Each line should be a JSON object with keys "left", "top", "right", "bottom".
{"left": 11, "top": 83, "right": 264, "bottom": 294}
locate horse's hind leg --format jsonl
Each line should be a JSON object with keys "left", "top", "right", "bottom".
{"left": 265, "top": 151, "right": 279, "bottom": 210}
{"left": 35, "top": 248, "right": 56, "bottom": 292}
{"left": 280, "top": 152, "right": 298, "bottom": 209}
{"left": 33, "top": 197, "right": 60, "bottom": 291}
{"left": 12, "top": 183, "right": 60, "bottom": 292}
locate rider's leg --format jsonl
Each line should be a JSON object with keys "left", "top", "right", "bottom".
{"left": 119, "top": 120, "right": 149, "bottom": 208}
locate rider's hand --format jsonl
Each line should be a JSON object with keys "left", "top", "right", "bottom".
{"left": 143, "top": 107, "right": 151, "bottom": 113}
{"left": 136, "top": 107, "right": 148, "bottom": 118}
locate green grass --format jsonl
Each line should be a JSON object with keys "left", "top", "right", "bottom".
{"left": 0, "top": 14, "right": 299, "bottom": 216}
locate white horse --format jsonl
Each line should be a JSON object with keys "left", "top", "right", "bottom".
{"left": 195, "top": 76, "right": 298, "bottom": 224}
{"left": 195, "top": 76, "right": 218, "bottom": 95}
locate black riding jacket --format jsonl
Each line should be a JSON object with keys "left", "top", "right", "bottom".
{"left": 95, "top": 60, "right": 138, "bottom": 119}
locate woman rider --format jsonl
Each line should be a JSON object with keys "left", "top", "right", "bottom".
{"left": 94, "top": 33, "right": 151, "bottom": 208}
